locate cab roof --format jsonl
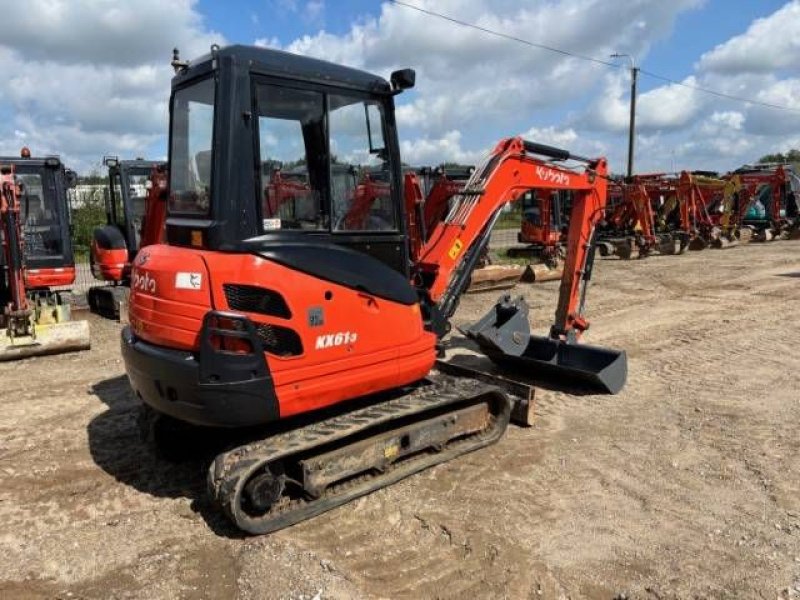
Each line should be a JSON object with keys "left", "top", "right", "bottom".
{"left": 175, "top": 44, "right": 392, "bottom": 94}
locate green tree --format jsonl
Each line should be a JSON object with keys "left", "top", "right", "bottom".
{"left": 70, "top": 189, "right": 106, "bottom": 261}
{"left": 757, "top": 148, "right": 800, "bottom": 165}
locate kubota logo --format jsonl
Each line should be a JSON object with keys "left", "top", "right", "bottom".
{"left": 136, "top": 251, "right": 149, "bottom": 266}
{"left": 132, "top": 270, "right": 156, "bottom": 294}
{"left": 535, "top": 166, "right": 570, "bottom": 186}
{"left": 315, "top": 331, "right": 358, "bottom": 350}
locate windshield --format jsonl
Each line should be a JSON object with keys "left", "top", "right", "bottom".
{"left": 17, "top": 169, "right": 64, "bottom": 259}
{"left": 169, "top": 78, "right": 215, "bottom": 215}
{"left": 124, "top": 168, "right": 152, "bottom": 228}
{"left": 254, "top": 81, "right": 396, "bottom": 233}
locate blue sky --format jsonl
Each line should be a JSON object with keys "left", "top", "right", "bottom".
{"left": 1, "top": 1, "right": 798, "bottom": 174}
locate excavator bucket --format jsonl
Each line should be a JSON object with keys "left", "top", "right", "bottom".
{"left": 463, "top": 296, "right": 627, "bottom": 394}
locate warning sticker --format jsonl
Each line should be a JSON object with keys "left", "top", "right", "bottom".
{"left": 448, "top": 238, "right": 464, "bottom": 260}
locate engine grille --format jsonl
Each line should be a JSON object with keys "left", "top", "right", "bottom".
{"left": 223, "top": 284, "right": 291, "bottom": 319}
{"left": 255, "top": 323, "right": 303, "bottom": 357}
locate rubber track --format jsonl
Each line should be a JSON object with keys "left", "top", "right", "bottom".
{"left": 207, "top": 373, "right": 512, "bottom": 535}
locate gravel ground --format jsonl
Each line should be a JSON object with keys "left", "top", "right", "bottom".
{"left": 1, "top": 240, "right": 798, "bottom": 599}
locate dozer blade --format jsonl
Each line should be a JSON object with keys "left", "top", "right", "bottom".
{"left": 0, "top": 319, "right": 91, "bottom": 362}
{"left": 463, "top": 296, "right": 627, "bottom": 394}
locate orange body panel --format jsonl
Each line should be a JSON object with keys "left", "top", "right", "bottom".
{"left": 90, "top": 242, "right": 128, "bottom": 282}
{"left": 128, "top": 244, "right": 437, "bottom": 418}
{"left": 24, "top": 266, "right": 76, "bottom": 289}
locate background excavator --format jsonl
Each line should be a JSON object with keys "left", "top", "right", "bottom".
{"left": 89, "top": 158, "right": 168, "bottom": 318}
{"left": 504, "top": 187, "right": 570, "bottom": 281}
{"left": 596, "top": 176, "right": 681, "bottom": 259}
{"left": 121, "top": 45, "right": 626, "bottom": 535}
{"left": 732, "top": 164, "right": 799, "bottom": 241}
{"left": 1, "top": 150, "right": 90, "bottom": 360}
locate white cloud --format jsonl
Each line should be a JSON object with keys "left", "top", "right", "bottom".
{"left": 698, "top": 0, "right": 800, "bottom": 74}
{"left": 399, "top": 130, "right": 484, "bottom": 166}
{"left": 284, "top": 0, "right": 701, "bottom": 138}
{"left": 582, "top": 72, "right": 703, "bottom": 133}
{"left": 0, "top": 0, "right": 224, "bottom": 172}
{"left": 521, "top": 126, "right": 578, "bottom": 147}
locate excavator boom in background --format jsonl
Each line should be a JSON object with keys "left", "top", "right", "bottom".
{"left": 121, "top": 45, "right": 626, "bottom": 535}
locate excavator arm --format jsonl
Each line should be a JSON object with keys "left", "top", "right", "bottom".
{"left": 0, "top": 165, "right": 31, "bottom": 337}
{"left": 413, "top": 137, "right": 608, "bottom": 339}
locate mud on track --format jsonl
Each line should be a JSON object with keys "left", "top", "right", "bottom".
{"left": 1, "top": 241, "right": 799, "bottom": 599}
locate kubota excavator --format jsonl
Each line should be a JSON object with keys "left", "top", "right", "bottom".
{"left": 503, "top": 187, "right": 570, "bottom": 281}
{"left": 121, "top": 45, "right": 626, "bottom": 535}
{"left": 1, "top": 151, "right": 90, "bottom": 360}
{"left": 89, "top": 158, "right": 168, "bottom": 318}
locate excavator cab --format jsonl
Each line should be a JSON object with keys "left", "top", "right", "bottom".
{"left": 0, "top": 152, "right": 77, "bottom": 289}
{"left": 165, "top": 45, "right": 410, "bottom": 275}
{"left": 91, "top": 158, "right": 165, "bottom": 284}
{"left": 88, "top": 158, "right": 166, "bottom": 318}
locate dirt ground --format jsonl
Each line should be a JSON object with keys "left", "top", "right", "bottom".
{"left": 1, "top": 241, "right": 799, "bottom": 599}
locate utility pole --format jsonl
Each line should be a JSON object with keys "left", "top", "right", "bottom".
{"left": 611, "top": 53, "right": 638, "bottom": 178}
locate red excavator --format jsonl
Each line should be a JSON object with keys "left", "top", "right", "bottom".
{"left": 121, "top": 45, "right": 626, "bottom": 535}
{"left": 89, "top": 158, "right": 167, "bottom": 318}
{"left": 420, "top": 165, "right": 473, "bottom": 236}
{"left": 1, "top": 152, "right": 90, "bottom": 360}
{"left": 597, "top": 177, "right": 667, "bottom": 259}
{"left": 503, "top": 187, "right": 570, "bottom": 281}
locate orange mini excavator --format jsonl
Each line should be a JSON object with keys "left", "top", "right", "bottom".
{"left": 89, "top": 158, "right": 167, "bottom": 318}
{"left": 121, "top": 45, "right": 626, "bottom": 534}
{"left": 1, "top": 156, "right": 90, "bottom": 360}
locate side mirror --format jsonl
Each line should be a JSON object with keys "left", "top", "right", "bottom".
{"left": 65, "top": 169, "right": 78, "bottom": 189}
{"left": 390, "top": 68, "right": 415, "bottom": 92}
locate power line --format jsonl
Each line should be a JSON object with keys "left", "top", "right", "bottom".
{"left": 390, "top": 0, "right": 621, "bottom": 69}
{"left": 390, "top": 0, "right": 800, "bottom": 114}
{"left": 637, "top": 68, "right": 800, "bottom": 113}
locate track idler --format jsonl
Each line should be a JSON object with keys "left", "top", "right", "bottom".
{"left": 463, "top": 295, "right": 627, "bottom": 394}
